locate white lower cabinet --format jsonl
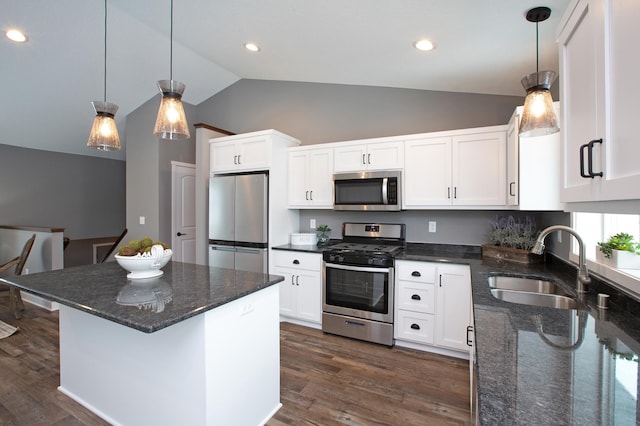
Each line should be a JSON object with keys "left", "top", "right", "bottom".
{"left": 395, "top": 260, "right": 472, "bottom": 357}
{"left": 273, "top": 251, "right": 322, "bottom": 326}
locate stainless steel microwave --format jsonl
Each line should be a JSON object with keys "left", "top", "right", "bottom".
{"left": 333, "top": 171, "right": 401, "bottom": 211}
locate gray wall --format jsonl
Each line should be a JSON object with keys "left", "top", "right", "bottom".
{"left": 297, "top": 210, "right": 568, "bottom": 247}
{"left": 0, "top": 143, "right": 125, "bottom": 239}
{"left": 196, "top": 80, "right": 523, "bottom": 145}
{"left": 125, "top": 96, "right": 196, "bottom": 245}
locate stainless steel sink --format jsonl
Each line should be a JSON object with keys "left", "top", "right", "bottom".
{"left": 490, "top": 288, "right": 580, "bottom": 310}
{"left": 488, "top": 275, "right": 570, "bottom": 296}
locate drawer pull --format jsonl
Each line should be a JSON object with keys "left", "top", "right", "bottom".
{"left": 411, "top": 271, "right": 421, "bottom": 277}
{"left": 410, "top": 323, "right": 420, "bottom": 330}
{"left": 411, "top": 294, "right": 421, "bottom": 301}
{"left": 293, "top": 259, "right": 300, "bottom": 265}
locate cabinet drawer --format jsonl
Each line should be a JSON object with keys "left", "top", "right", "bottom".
{"left": 395, "top": 311, "right": 435, "bottom": 345}
{"left": 397, "top": 281, "right": 435, "bottom": 314}
{"left": 396, "top": 261, "right": 436, "bottom": 283}
{"left": 273, "top": 251, "right": 321, "bottom": 271}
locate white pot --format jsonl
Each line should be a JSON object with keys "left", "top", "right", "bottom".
{"left": 612, "top": 249, "right": 640, "bottom": 269}
{"left": 596, "top": 247, "right": 640, "bottom": 269}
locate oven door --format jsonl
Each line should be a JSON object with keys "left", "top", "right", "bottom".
{"left": 323, "top": 262, "right": 394, "bottom": 323}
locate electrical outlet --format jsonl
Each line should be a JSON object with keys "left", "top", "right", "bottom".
{"left": 139, "top": 216, "right": 145, "bottom": 225}
{"left": 310, "top": 219, "right": 316, "bottom": 229}
{"left": 428, "top": 221, "right": 437, "bottom": 233}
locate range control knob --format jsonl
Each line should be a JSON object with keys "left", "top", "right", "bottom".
{"left": 338, "top": 255, "right": 345, "bottom": 263}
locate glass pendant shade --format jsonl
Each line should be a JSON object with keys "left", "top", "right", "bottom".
{"left": 153, "top": 80, "right": 190, "bottom": 140}
{"left": 87, "top": 101, "right": 121, "bottom": 151}
{"left": 519, "top": 71, "right": 560, "bottom": 137}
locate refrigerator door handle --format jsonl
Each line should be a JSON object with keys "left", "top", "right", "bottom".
{"left": 235, "top": 247, "right": 266, "bottom": 254}
{"left": 210, "top": 245, "right": 236, "bottom": 252}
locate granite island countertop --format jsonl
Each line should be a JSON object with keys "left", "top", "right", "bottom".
{"left": 275, "top": 242, "right": 640, "bottom": 424}
{"left": 0, "top": 261, "right": 284, "bottom": 333}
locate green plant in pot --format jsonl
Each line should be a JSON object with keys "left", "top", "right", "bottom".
{"left": 316, "top": 224, "right": 331, "bottom": 246}
{"left": 482, "top": 215, "right": 542, "bottom": 263}
{"left": 597, "top": 233, "right": 640, "bottom": 259}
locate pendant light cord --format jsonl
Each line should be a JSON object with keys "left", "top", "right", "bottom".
{"left": 170, "top": 0, "right": 173, "bottom": 81}
{"left": 536, "top": 22, "right": 540, "bottom": 73}
{"left": 103, "top": 0, "right": 108, "bottom": 102}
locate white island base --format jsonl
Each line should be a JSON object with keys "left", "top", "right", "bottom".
{"left": 57, "top": 285, "right": 280, "bottom": 426}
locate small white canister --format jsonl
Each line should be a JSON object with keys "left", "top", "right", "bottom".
{"left": 291, "top": 233, "right": 318, "bottom": 246}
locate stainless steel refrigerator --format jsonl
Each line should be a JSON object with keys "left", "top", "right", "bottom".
{"left": 208, "top": 172, "right": 268, "bottom": 273}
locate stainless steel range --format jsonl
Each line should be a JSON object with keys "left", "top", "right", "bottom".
{"left": 322, "top": 222, "right": 405, "bottom": 346}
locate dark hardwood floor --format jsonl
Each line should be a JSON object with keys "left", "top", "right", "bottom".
{"left": 0, "top": 300, "right": 470, "bottom": 425}
{"left": 268, "top": 323, "right": 471, "bottom": 426}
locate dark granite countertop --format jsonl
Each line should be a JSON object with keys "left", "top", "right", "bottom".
{"left": 276, "top": 242, "right": 640, "bottom": 424}
{"left": 0, "top": 261, "right": 284, "bottom": 333}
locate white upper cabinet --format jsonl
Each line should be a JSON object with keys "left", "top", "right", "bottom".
{"left": 333, "top": 140, "right": 404, "bottom": 172}
{"left": 404, "top": 137, "right": 452, "bottom": 206}
{"left": 404, "top": 129, "right": 506, "bottom": 208}
{"left": 210, "top": 133, "right": 273, "bottom": 173}
{"left": 506, "top": 105, "right": 562, "bottom": 210}
{"left": 288, "top": 147, "right": 334, "bottom": 208}
{"left": 558, "top": 0, "right": 640, "bottom": 202}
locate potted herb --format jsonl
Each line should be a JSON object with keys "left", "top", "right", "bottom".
{"left": 597, "top": 233, "right": 640, "bottom": 269}
{"left": 482, "top": 215, "right": 543, "bottom": 264}
{"left": 316, "top": 224, "right": 332, "bottom": 246}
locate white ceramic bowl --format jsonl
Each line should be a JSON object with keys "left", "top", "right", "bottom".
{"left": 115, "top": 245, "right": 173, "bottom": 279}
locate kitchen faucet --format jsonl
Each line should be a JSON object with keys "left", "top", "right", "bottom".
{"left": 531, "top": 225, "right": 590, "bottom": 293}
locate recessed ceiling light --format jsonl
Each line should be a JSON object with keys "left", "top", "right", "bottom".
{"left": 6, "top": 29, "right": 28, "bottom": 43}
{"left": 414, "top": 39, "right": 434, "bottom": 52}
{"left": 244, "top": 42, "right": 260, "bottom": 52}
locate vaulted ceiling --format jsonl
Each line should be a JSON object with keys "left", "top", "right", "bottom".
{"left": 1, "top": 0, "right": 569, "bottom": 160}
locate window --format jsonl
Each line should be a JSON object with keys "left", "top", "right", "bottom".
{"left": 573, "top": 213, "right": 640, "bottom": 260}
{"left": 573, "top": 212, "right": 640, "bottom": 289}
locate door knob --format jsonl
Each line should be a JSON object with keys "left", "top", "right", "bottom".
{"left": 177, "top": 232, "right": 187, "bottom": 236}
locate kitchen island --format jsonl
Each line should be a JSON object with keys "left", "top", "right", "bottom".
{"left": 0, "top": 261, "right": 284, "bottom": 426}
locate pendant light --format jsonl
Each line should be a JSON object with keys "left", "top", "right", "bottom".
{"left": 519, "top": 6, "right": 559, "bottom": 137}
{"left": 87, "top": 0, "right": 121, "bottom": 151}
{"left": 153, "top": 0, "right": 190, "bottom": 140}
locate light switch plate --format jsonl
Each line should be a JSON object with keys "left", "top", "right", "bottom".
{"left": 428, "top": 221, "right": 437, "bottom": 233}
{"left": 310, "top": 219, "right": 316, "bottom": 229}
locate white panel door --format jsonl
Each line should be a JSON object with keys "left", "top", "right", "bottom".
{"left": 172, "top": 162, "right": 196, "bottom": 263}
{"left": 452, "top": 132, "right": 506, "bottom": 206}
{"left": 403, "top": 137, "right": 452, "bottom": 207}
{"left": 435, "top": 264, "right": 471, "bottom": 352}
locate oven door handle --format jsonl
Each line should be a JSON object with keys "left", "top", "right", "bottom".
{"left": 325, "top": 262, "right": 392, "bottom": 274}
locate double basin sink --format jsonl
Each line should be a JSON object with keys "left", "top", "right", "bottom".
{"left": 488, "top": 275, "right": 581, "bottom": 310}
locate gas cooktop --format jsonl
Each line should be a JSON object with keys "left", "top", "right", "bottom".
{"left": 322, "top": 223, "right": 406, "bottom": 267}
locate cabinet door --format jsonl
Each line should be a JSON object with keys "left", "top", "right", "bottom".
{"left": 288, "top": 151, "right": 310, "bottom": 207}
{"left": 599, "top": 0, "right": 640, "bottom": 200}
{"left": 210, "top": 140, "right": 239, "bottom": 173}
{"left": 308, "top": 148, "right": 334, "bottom": 207}
{"left": 558, "top": 0, "right": 603, "bottom": 202}
{"left": 367, "top": 141, "right": 404, "bottom": 171}
{"left": 296, "top": 270, "right": 322, "bottom": 323}
{"left": 236, "top": 137, "right": 270, "bottom": 171}
{"left": 334, "top": 144, "right": 367, "bottom": 172}
{"left": 452, "top": 132, "right": 506, "bottom": 206}
{"left": 276, "top": 267, "right": 297, "bottom": 318}
{"left": 404, "top": 137, "right": 452, "bottom": 207}
{"left": 435, "top": 264, "right": 471, "bottom": 352}
{"left": 506, "top": 113, "right": 519, "bottom": 206}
